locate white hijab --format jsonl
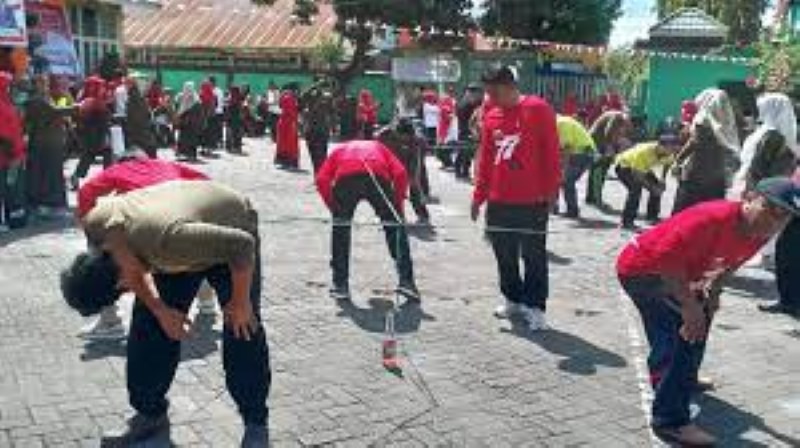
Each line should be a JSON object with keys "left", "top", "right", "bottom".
{"left": 177, "top": 81, "right": 199, "bottom": 115}
{"left": 692, "top": 88, "right": 741, "bottom": 154}
{"left": 733, "top": 93, "right": 798, "bottom": 197}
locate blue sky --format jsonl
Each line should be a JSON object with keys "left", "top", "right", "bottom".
{"left": 609, "top": 0, "right": 657, "bottom": 47}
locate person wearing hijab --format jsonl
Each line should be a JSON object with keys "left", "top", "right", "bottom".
{"left": 356, "top": 88, "right": 379, "bottom": 139}
{"left": 70, "top": 76, "right": 112, "bottom": 190}
{"left": 25, "top": 75, "right": 76, "bottom": 218}
{"left": 125, "top": 79, "right": 159, "bottom": 158}
{"left": 199, "top": 80, "right": 218, "bottom": 155}
{"left": 300, "top": 85, "right": 335, "bottom": 173}
{"left": 762, "top": 167, "right": 800, "bottom": 317}
{"left": 225, "top": 85, "right": 245, "bottom": 154}
{"left": 0, "top": 71, "right": 26, "bottom": 231}
{"left": 737, "top": 93, "right": 798, "bottom": 192}
{"left": 672, "top": 88, "right": 741, "bottom": 215}
{"left": 338, "top": 94, "right": 358, "bottom": 141}
{"left": 586, "top": 110, "right": 630, "bottom": 208}
{"left": 275, "top": 86, "right": 300, "bottom": 169}
{"left": 175, "top": 82, "right": 204, "bottom": 162}
{"left": 146, "top": 80, "right": 165, "bottom": 111}
{"left": 734, "top": 94, "right": 800, "bottom": 317}
{"left": 147, "top": 81, "right": 174, "bottom": 147}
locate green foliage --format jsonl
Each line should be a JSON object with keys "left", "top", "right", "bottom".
{"left": 98, "top": 51, "right": 124, "bottom": 81}
{"left": 311, "top": 37, "right": 346, "bottom": 72}
{"left": 604, "top": 47, "right": 649, "bottom": 99}
{"left": 481, "top": 0, "right": 623, "bottom": 45}
{"left": 251, "top": 0, "right": 475, "bottom": 87}
{"left": 755, "top": 40, "right": 800, "bottom": 92}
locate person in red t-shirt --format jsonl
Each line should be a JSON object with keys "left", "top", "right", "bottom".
{"left": 356, "top": 89, "right": 379, "bottom": 139}
{"left": 617, "top": 177, "right": 800, "bottom": 446}
{"left": 0, "top": 71, "right": 26, "bottom": 231}
{"left": 471, "top": 65, "right": 561, "bottom": 331}
{"left": 76, "top": 155, "right": 210, "bottom": 341}
{"left": 315, "top": 140, "right": 418, "bottom": 302}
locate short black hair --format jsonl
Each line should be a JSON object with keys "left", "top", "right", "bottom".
{"left": 61, "top": 251, "right": 122, "bottom": 317}
{"left": 395, "top": 118, "right": 415, "bottom": 136}
{"left": 481, "top": 64, "right": 516, "bottom": 85}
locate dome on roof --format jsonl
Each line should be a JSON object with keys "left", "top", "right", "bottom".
{"left": 649, "top": 7, "right": 728, "bottom": 40}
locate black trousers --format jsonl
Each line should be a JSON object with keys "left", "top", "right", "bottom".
{"left": 424, "top": 127, "right": 437, "bottom": 148}
{"left": 330, "top": 174, "right": 414, "bottom": 286}
{"left": 454, "top": 141, "right": 475, "bottom": 179}
{"left": 73, "top": 150, "right": 113, "bottom": 180}
{"left": 586, "top": 155, "right": 613, "bottom": 205}
{"left": 776, "top": 217, "right": 800, "bottom": 310}
{"left": 226, "top": 113, "right": 244, "bottom": 152}
{"left": 409, "top": 186, "right": 429, "bottom": 221}
{"left": 486, "top": 203, "right": 550, "bottom": 311}
{"left": 305, "top": 131, "right": 329, "bottom": 174}
{"left": 616, "top": 166, "right": 662, "bottom": 226}
{"left": 672, "top": 181, "right": 726, "bottom": 216}
{"left": 127, "top": 235, "right": 270, "bottom": 425}
{"left": 204, "top": 114, "right": 223, "bottom": 149}
{"left": 267, "top": 113, "right": 279, "bottom": 142}
{"left": 419, "top": 155, "right": 431, "bottom": 197}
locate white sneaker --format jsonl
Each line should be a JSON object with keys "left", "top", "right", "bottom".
{"left": 519, "top": 306, "right": 550, "bottom": 331}
{"left": 494, "top": 300, "right": 521, "bottom": 319}
{"left": 80, "top": 318, "right": 126, "bottom": 341}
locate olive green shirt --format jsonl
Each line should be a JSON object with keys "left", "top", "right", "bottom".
{"left": 84, "top": 180, "right": 258, "bottom": 273}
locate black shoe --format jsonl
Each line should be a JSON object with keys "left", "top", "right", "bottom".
{"left": 330, "top": 283, "right": 351, "bottom": 301}
{"left": 397, "top": 281, "right": 421, "bottom": 302}
{"left": 564, "top": 210, "right": 580, "bottom": 219}
{"left": 758, "top": 303, "right": 800, "bottom": 317}
{"left": 100, "top": 413, "right": 169, "bottom": 447}
{"left": 241, "top": 424, "right": 269, "bottom": 448}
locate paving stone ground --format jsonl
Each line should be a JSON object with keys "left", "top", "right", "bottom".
{"left": 0, "top": 138, "right": 798, "bottom": 447}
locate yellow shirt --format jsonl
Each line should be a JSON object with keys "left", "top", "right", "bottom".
{"left": 557, "top": 115, "right": 596, "bottom": 154}
{"left": 616, "top": 142, "right": 673, "bottom": 173}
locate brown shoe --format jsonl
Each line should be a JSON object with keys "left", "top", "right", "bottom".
{"left": 654, "top": 423, "right": 716, "bottom": 447}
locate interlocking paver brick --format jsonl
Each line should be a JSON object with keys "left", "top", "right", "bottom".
{"left": 0, "top": 138, "right": 796, "bottom": 446}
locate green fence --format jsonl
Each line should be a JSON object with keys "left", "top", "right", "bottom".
{"left": 645, "top": 56, "right": 754, "bottom": 129}
{"left": 133, "top": 67, "right": 394, "bottom": 122}
{"left": 346, "top": 72, "right": 395, "bottom": 123}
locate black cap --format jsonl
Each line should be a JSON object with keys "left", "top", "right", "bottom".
{"left": 755, "top": 177, "right": 800, "bottom": 216}
{"left": 658, "top": 132, "right": 681, "bottom": 147}
{"left": 481, "top": 64, "right": 516, "bottom": 85}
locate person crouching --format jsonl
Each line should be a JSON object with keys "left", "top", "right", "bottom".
{"left": 316, "top": 139, "right": 420, "bottom": 302}
{"left": 61, "top": 180, "right": 270, "bottom": 448}
{"left": 615, "top": 132, "right": 680, "bottom": 229}
{"left": 617, "top": 177, "right": 800, "bottom": 446}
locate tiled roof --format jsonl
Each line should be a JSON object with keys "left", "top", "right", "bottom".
{"left": 124, "top": 0, "right": 337, "bottom": 52}
{"left": 97, "top": 0, "right": 161, "bottom": 7}
{"left": 649, "top": 7, "right": 728, "bottom": 40}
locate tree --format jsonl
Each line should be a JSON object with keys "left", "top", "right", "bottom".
{"left": 252, "top": 0, "right": 475, "bottom": 91}
{"left": 480, "top": 0, "right": 623, "bottom": 45}
{"left": 604, "top": 46, "right": 649, "bottom": 100}
{"left": 657, "top": 0, "right": 767, "bottom": 44}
